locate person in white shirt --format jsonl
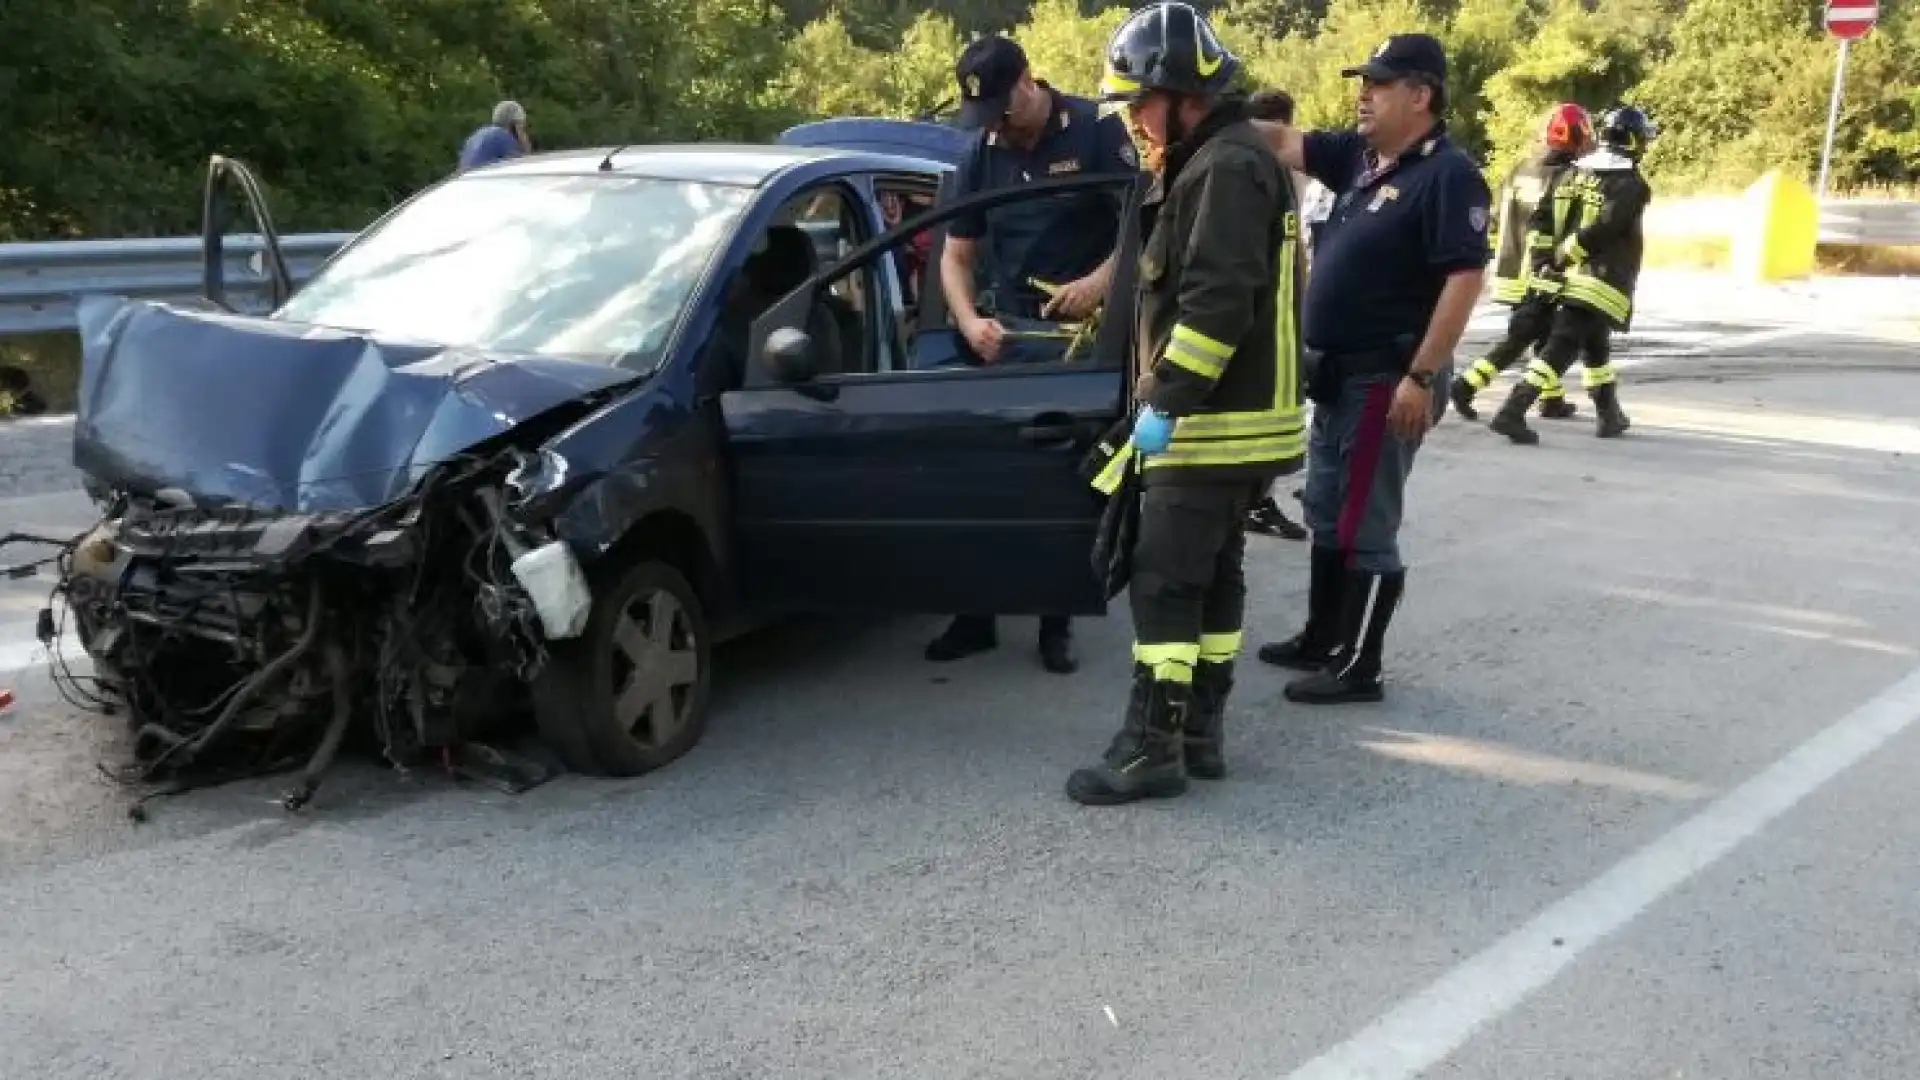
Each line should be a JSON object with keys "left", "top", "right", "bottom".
{"left": 1242, "top": 89, "right": 1311, "bottom": 541}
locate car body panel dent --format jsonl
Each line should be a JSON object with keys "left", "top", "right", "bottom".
{"left": 542, "top": 386, "right": 731, "bottom": 581}
{"left": 72, "top": 294, "right": 641, "bottom": 513}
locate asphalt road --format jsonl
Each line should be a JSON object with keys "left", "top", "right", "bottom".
{"left": 3, "top": 297, "right": 1920, "bottom": 1080}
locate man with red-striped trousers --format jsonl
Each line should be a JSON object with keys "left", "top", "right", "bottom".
{"left": 1251, "top": 33, "right": 1491, "bottom": 703}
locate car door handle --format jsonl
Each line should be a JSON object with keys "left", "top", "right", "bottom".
{"left": 1018, "top": 421, "right": 1080, "bottom": 444}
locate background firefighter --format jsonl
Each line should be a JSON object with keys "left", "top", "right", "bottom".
{"left": 1449, "top": 102, "right": 1594, "bottom": 423}
{"left": 1488, "top": 104, "right": 1656, "bottom": 445}
{"left": 1069, "top": 0, "right": 1305, "bottom": 806}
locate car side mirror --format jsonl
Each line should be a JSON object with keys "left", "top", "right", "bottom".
{"left": 763, "top": 327, "right": 818, "bottom": 385}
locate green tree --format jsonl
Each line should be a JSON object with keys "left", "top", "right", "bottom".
{"left": 1478, "top": 0, "right": 1661, "bottom": 180}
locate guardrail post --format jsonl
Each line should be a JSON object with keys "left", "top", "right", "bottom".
{"left": 1730, "top": 170, "right": 1819, "bottom": 283}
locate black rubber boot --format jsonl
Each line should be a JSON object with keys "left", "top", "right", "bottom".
{"left": 1185, "top": 660, "right": 1232, "bottom": 780}
{"left": 1257, "top": 545, "right": 1344, "bottom": 671}
{"left": 1537, "top": 395, "right": 1578, "bottom": 419}
{"left": 925, "top": 614, "right": 996, "bottom": 662}
{"left": 1284, "top": 569, "right": 1404, "bottom": 705}
{"left": 1448, "top": 373, "right": 1480, "bottom": 421}
{"left": 1489, "top": 382, "right": 1543, "bottom": 445}
{"left": 1066, "top": 667, "right": 1189, "bottom": 805}
{"left": 1038, "top": 615, "right": 1077, "bottom": 674}
{"left": 1591, "top": 383, "right": 1631, "bottom": 438}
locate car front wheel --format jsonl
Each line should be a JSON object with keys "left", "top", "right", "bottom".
{"left": 532, "top": 559, "right": 712, "bottom": 777}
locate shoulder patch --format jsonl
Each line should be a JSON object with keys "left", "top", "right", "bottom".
{"left": 1119, "top": 140, "right": 1138, "bottom": 168}
{"left": 1469, "top": 205, "right": 1488, "bottom": 232}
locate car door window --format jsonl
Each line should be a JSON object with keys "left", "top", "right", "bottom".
{"left": 745, "top": 171, "right": 1145, "bottom": 385}
{"left": 774, "top": 184, "right": 877, "bottom": 377}
{"left": 873, "top": 179, "right": 940, "bottom": 316}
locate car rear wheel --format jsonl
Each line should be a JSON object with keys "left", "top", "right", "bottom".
{"left": 533, "top": 559, "right": 712, "bottom": 777}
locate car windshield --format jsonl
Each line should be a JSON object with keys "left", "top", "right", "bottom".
{"left": 273, "top": 172, "right": 754, "bottom": 365}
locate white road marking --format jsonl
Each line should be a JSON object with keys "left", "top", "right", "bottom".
{"left": 1282, "top": 662, "right": 1920, "bottom": 1080}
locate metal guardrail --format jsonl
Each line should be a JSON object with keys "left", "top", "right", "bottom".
{"left": 0, "top": 232, "right": 351, "bottom": 338}
{"left": 0, "top": 198, "right": 1914, "bottom": 340}
{"left": 1817, "top": 200, "right": 1920, "bottom": 246}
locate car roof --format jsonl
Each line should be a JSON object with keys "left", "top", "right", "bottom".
{"left": 467, "top": 143, "right": 951, "bottom": 186}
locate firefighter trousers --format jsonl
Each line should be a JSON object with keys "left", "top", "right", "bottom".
{"left": 1527, "top": 304, "right": 1616, "bottom": 391}
{"left": 1461, "top": 297, "right": 1565, "bottom": 400}
{"left": 1129, "top": 481, "right": 1262, "bottom": 683}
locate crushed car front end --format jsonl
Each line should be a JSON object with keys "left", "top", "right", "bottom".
{"left": 60, "top": 296, "right": 628, "bottom": 806}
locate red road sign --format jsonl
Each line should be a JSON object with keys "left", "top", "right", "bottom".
{"left": 1825, "top": 0, "right": 1878, "bottom": 40}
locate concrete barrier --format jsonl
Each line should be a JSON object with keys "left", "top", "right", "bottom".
{"left": 1730, "top": 171, "right": 1819, "bottom": 283}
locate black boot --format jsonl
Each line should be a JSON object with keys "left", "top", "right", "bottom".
{"left": 1066, "top": 666, "right": 1189, "bottom": 805}
{"left": 926, "top": 614, "right": 996, "bottom": 662}
{"left": 1488, "top": 382, "right": 1542, "bottom": 445}
{"left": 1284, "top": 569, "right": 1405, "bottom": 705}
{"left": 1537, "top": 394, "right": 1578, "bottom": 419}
{"left": 1246, "top": 498, "right": 1308, "bottom": 540}
{"left": 1037, "top": 615, "right": 1077, "bottom": 674}
{"left": 1448, "top": 373, "right": 1480, "bottom": 421}
{"left": 1257, "top": 544, "right": 1345, "bottom": 670}
{"left": 1591, "top": 382, "right": 1631, "bottom": 438}
{"left": 1185, "top": 660, "right": 1232, "bottom": 780}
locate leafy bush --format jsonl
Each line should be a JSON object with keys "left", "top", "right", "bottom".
{"left": 1, "top": 0, "right": 1914, "bottom": 241}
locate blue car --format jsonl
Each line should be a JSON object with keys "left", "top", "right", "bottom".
{"left": 61, "top": 125, "right": 1149, "bottom": 798}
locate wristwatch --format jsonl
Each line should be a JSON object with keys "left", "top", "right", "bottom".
{"left": 1405, "top": 369, "right": 1435, "bottom": 389}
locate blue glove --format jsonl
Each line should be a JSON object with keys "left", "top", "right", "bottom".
{"left": 1132, "top": 405, "right": 1173, "bottom": 455}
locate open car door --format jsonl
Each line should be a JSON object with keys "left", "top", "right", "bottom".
{"left": 719, "top": 171, "right": 1147, "bottom": 618}
{"left": 200, "top": 154, "right": 293, "bottom": 314}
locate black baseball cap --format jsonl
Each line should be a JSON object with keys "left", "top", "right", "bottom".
{"left": 955, "top": 35, "right": 1029, "bottom": 131}
{"left": 1340, "top": 33, "right": 1448, "bottom": 84}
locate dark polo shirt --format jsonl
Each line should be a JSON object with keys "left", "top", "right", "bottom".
{"left": 949, "top": 85, "right": 1138, "bottom": 319}
{"left": 1299, "top": 126, "right": 1492, "bottom": 356}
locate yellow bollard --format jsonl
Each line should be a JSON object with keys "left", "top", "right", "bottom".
{"left": 1729, "top": 169, "right": 1819, "bottom": 282}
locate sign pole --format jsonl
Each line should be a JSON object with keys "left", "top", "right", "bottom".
{"left": 1815, "top": 35, "right": 1851, "bottom": 201}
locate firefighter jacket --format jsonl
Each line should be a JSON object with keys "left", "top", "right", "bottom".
{"left": 1490, "top": 148, "right": 1578, "bottom": 305}
{"left": 1094, "top": 101, "right": 1304, "bottom": 492}
{"left": 1530, "top": 149, "right": 1652, "bottom": 331}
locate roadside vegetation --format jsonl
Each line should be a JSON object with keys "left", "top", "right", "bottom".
{"left": 3, "top": 0, "right": 1916, "bottom": 240}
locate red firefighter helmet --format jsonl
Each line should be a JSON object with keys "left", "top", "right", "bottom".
{"left": 1542, "top": 102, "right": 1593, "bottom": 153}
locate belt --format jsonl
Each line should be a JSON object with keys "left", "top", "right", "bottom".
{"left": 1302, "top": 336, "right": 1418, "bottom": 404}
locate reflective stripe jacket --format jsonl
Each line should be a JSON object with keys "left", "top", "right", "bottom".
{"left": 1490, "top": 148, "right": 1577, "bottom": 305}
{"left": 1125, "top": 102, "right": 1305, "bottom": 488}
{"left": 1531, "top": 150, "right": 1652, "bottom": 330}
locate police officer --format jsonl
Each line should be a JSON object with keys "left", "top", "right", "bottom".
{"left": 1449, "top": 102, "right": 1594, "bottom": 422}
{"left": 1249, "top": 33, "right": 1492, "bottom": 705}
{"left": 924, "top": 34, "right": 1141, "bottom": 675}
{"left": 1487, "top": 104, "right": 1656, "bottom": 445}
{"left": 1068, "top": 1, "right": 1305, "bottom": 805}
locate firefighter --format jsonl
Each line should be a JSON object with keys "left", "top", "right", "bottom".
{"left": 1069, "top": 0, "right": 1305, "bottom": 805}
{"left": 1488, "top": 104, "right": 1656, "bottom": 445}
{"left": 1449, "top": 102, "right": 1594, "bottom": 423}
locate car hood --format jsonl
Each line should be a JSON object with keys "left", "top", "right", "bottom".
{"left": 73, "top": 295, "right": 642, "bottom": 513}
